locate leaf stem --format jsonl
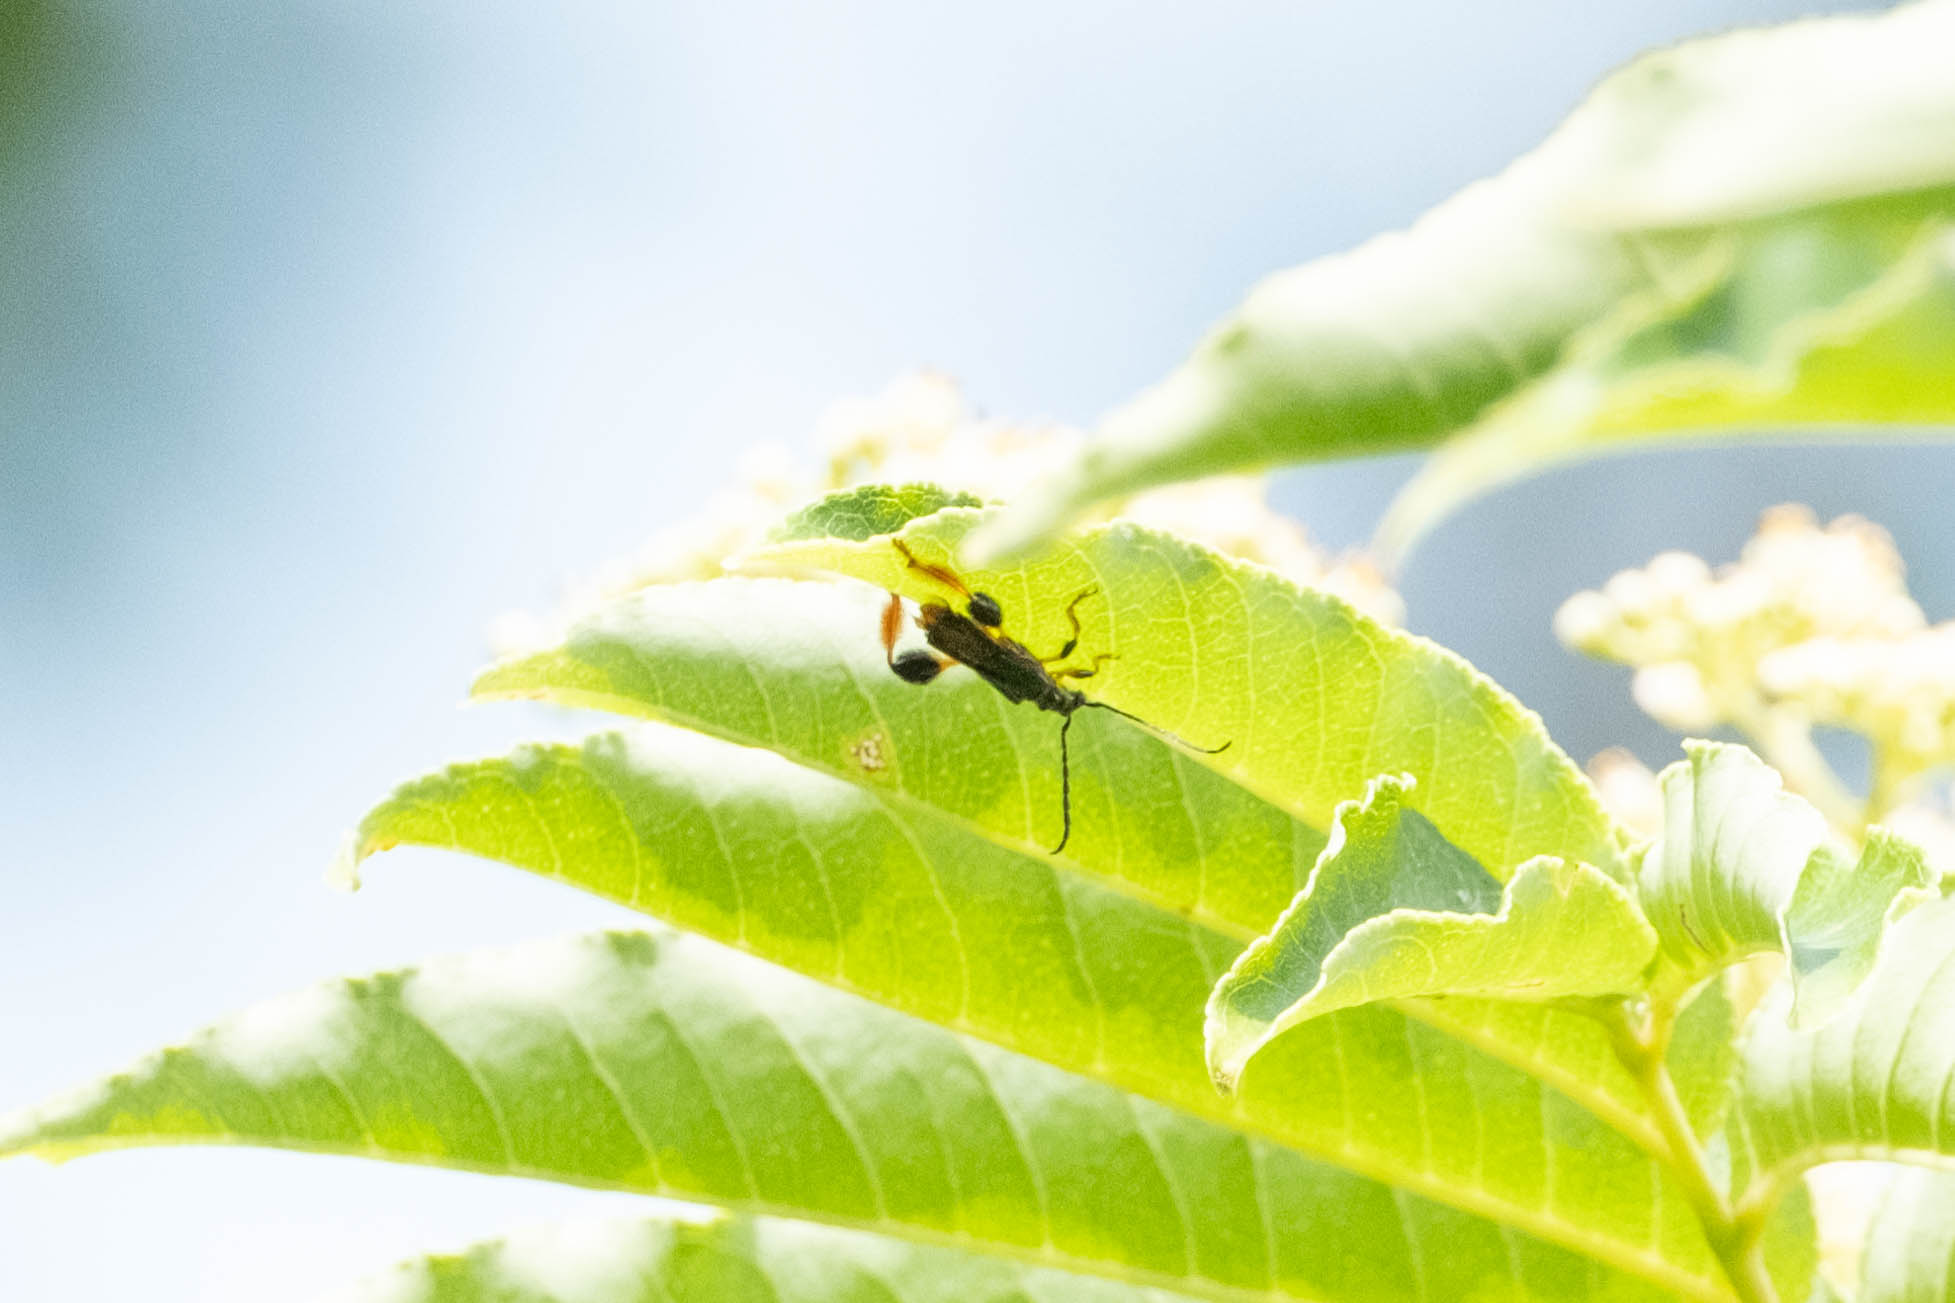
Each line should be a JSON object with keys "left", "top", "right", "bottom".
{"left": 1864, "top": 741, "right": 1916, "bottom": 825}
{"left": 1603, "top": 999, "right": 1778, "bottom": 1303}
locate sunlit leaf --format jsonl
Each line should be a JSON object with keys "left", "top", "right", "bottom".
{"left": 473, "top": 577, "right": 1328, "bottom": 934}
{"left": 0, "top": 930, "right": 1685, "bottom": 1303}
{"left": 1666, "top": 974, "right": 1740, "bottom": 1141}
{"left": 1728, "top": 890, "right": 1955, "bottom": 1210}
{"left": 1374, "top": 213, "right": 1955, "bottom": 562}
{"left": 465, "top": 551, "right": 1657, "bottom": 1158}
{"left": 973, "top": 1, "right": 1955, "bottom": 560}
{"left": 1204, "top": 773, "right": 1653, "bottom": 1092}
{"left": 1639, "top": 741, "right": 1933, "bottom": 1024}
{"left": 454, "top": 518, "right": 1731, "bottom": 1282}
{"left": 353, "top": 724, "right": 1722, "bottom": 1296}
{"left": 744, "top": 509, "right": 1625, "bottom": 882}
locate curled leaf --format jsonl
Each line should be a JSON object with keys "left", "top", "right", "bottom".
{"left": 976, "top": 1, "right": 1955, "bottom": 561}
{"left": 1730, "top": 890, "right": 1955, "bottom": 1197}
{"left": 1205, "top": 775, "right": 1654, "bottom": 1092}
{"left": 1639, "top": 740, "right": 1934, "bottom": 1025}
{"left": 1375, "top": 211, "right": 1955, "bottom": 564}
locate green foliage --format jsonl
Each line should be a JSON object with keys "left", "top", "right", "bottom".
{"left": 1665, "top": 975, "right": 1740, "bottom": 1141}
{"left": 1205, "top": 774, "right": 1655, "bottom": 1092}
{"left": 402, "top": 514, "right": 1717, "bottom": 1292}
{"left": 1640, "top": 742, "right": 1935, "bottom": 1025}
{"left": 8, "top": 493, "right": 1923, "bottom": 1301}
{"left": 1373, "top": 198, "right": 1955, "bottom": 564}
{"left": 11, "top": 6, "right": 1955, "bottom": 1300}
{"left": 1730, "top": 891, "right": 1955, "bottom": 1201}
{"left": 20, "top": 928, "right": 1604, "bottom": 1300}
{"left": 980, "top": 1, "right": 1955, "bottom": 564}
{"left": 748, "top": 511, "right": 1623, "bottom": 881}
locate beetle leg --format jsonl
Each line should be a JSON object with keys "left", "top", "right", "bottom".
{"left": 1041, "top": 586, "right": 1100, "bottom": 664}
{"left": 1050, "top": 712, "right": 1075, "bottom": 855}
{"left": 1053, "top": 653, "right": 1116, "bottom": 681}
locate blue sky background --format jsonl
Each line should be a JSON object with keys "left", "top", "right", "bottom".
{"left": 4, "top": 1, "right": 1944, "bottom": 1297}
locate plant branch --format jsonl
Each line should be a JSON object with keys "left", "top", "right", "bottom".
{"left": 1603, "top": 998, "right": 1779, "bottom": 1303}
{"left": 1864, "top": 741, "right": 1916, "bottom": 825}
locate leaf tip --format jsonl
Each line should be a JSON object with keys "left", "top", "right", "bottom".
{"left": 467, "top": 664, "right": 526, "bottom": 703}
{"left": 1205, "top": 1044, "right": 1246, "bottom": 1098}
{"left": 1201, "top": 1004, "right": 1260, "bottom": 1099}
{"left": 326, "top": 831, "right": 365, "bottom": 894}
{"left": 0, "top": 1113, "right": 32, "bottom": 1160}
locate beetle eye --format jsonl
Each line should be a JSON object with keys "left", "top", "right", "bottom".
{"left": 891, "top": 649, "right": 944, "bottom": 684}
{"left": 968, "top": 592, "right": 1004, "bottom": 627}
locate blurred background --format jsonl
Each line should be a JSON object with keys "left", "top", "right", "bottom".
{"left": 3, "top": 1, "right": 1942, "bottom": 1297}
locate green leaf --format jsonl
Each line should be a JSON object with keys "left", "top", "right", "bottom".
{"left": 0, "top": 929, "right": 1683, "bottom": 1303}
{"left": 1639, "top": 741, "right": 1934, "bottom": 1024}
{"left": 1727, "top": 890, "right": 1955, "bottom": 1209}
{"left": 973, "top": 1, "right": 1955, "bottom": 560}
{"left": 1760, "top": 1183, "right": 1821, "bottom": 1303}
{"left": 338, "top": 513, "right": 1783, "bottom": 1297}
{"left": 742, "top": 510, "right": 1625, "bottom": 883}
{"left": 352, "top": 725, "right": 1726, "bottom": 1298}
{"left": 1374, "top": 206, "right": 1955, "bottom": 563}
{"left": 1204, "top": 774, "right": 1654, "bottom": 1092}
{"left": 1779, "top": 828, "right": 1938, "bottom": 1028}
{"left": 454, "top": 528, "right": 1729, "bottom": 1283}
{"left": 1860, "top": 1168, "right": 1955, "bottom": 1303}
{"left": 1392, "top": 997, "right": 1659, "bottom": 1156}
{"left": 461, "top": 559, "right": 1665, "bottom": 1150}
{"left": 471, "top": 576, "right": 1329, "bottom": 938}
{"left": 1666, "top": 974, "right": 1740, "bottom": 1141}
{"left": 319, "top": 1213, "right": 1202, "bottom": 1303}
{"left": 356, "top": 726, "right": 1246, "bottom": 1104}
{"left": 774, "top": 484, "right": 988, "bottom": 544}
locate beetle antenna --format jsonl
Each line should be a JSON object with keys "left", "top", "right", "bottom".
{"left": 1050, "top": 712, "right": 1075, "bottom": 855}
{"left": 1083, "top": 700, "right": 1231, "bottom": 755}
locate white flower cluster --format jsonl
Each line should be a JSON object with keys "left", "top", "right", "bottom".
{"left": 492, "top": 374, "right": 1403, "bottom": 653}
{"left": 817, "top": 373, "right": 1080, "bottom": 500}
{"left": 1118, "top": 478, "right": 1404, "bottom": 626}
{"left": 1554, "top": 506, "right": 1924, "bottom": 731}
{"left": 1561, "top": 504, "right": 1955, "bottom": 850}
{"left": 1761, "top": 623, "right": 1955, "bottom": 773}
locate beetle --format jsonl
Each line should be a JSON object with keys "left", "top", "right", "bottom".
{"left": 880, "top": 538, "right": 1228, "bottom": 854}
